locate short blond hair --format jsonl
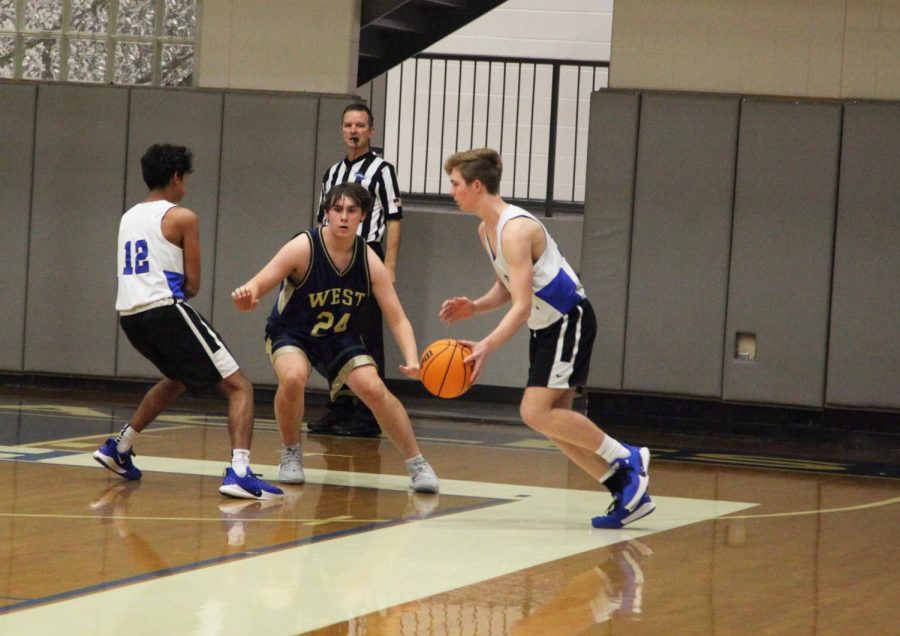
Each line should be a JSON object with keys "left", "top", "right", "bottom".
{"left": 444, "top": 148, "right": 502, "bottom": 194}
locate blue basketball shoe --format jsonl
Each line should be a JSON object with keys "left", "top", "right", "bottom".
{"left": 608, "top": 445, "right": 650, "bottom": 512}
{"left": 592, "top": 492, "right": 656, "bottom": 529}
{"left": 219, "top": 467, "right": 284, "bottom": 500}
{"left": 93, "top": 438, "right": 142, "bottom": 480}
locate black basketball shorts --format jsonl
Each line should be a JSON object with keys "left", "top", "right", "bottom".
{"left": 266, "top": 330, "right": 374, "bottom": 400}
{"left": 120, "top": 301, "right": 240, "bottom": 393}
{"left": 527, "top": 298, "right": 597, "bottom": 389}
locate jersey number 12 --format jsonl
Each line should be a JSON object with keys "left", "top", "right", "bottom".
{"left": 123, "top": 240, "right": 149, "bottom": 275}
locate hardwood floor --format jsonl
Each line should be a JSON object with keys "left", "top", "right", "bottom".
{"left": 0, "top": 390, "right": 897, "bottom": 634}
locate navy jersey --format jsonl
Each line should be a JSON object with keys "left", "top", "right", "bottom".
{"left": 266, "top": 227, "right": 371, "bottom": 339}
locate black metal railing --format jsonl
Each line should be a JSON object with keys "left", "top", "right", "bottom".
{"left": 364, "top": 53, "right": 609, "bottom": 216}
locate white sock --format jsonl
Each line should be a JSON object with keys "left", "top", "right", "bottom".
{"left": 596, "top": 435, "right": 629, "bottom": 464}
{"left": 405, "top": 454, "right": 425, "bottom": 467}
{"left": 231, "top": 449, "right": 250, "bottom": 477}
{"left": 116, "top": 425, "right": 139, "bottom": 454}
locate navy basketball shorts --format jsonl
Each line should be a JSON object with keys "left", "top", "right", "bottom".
{"left": 120, "top": 301, "right": 240, "bottom": 393}
{"left": 527, "top": 298, "right": 597, "bottom": 389}
{"left": 266, "top": 330, "right": 374, "bottom": 400}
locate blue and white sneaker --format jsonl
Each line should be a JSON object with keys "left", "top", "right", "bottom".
{"left": 92, "top": 438, "right": 142, "bottom": 480}
{"left": 608, "top": 445, "right": 650, "bottom": 511}
{"left": 592, "top": 492, "right": 656, "bottom": 529}
{"left": 219, "top": 467, "right": 284, "bottom": 500}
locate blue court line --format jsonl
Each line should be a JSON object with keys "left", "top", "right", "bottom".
{"left": 0, "top": 496, "right": 511, "bottom": 616}
{"left": 0, "top": 450, "right": 83, "bottom": 462}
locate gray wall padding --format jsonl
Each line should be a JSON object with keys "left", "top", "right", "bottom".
{"left": 212, "top": 93, "right": 322, "bottom": 386}
{"left": 0, "top": 84, "right": 36, "bottom": 371}
{"left": 3, "top": 81, "right": 898, "bottom": 413}
{"left": 581, "top": 90, "right": 640, "bottom": 390}
{"left": 826, "top": 101, "right": 900, "bottom": 410}
{"left": 313, "top": 97, "right": 354, "bottom": 223}
{"left": 116, "top": 88, "right": 225, "bottom": 379}
{"left": 723, "top": 98, "right": 841, "bottom": 407}
{"left": 623, "top": 92, "right": 740, "bottom": 397}
{"left": 25, "top": 85, "right": 128, "bottom": 375}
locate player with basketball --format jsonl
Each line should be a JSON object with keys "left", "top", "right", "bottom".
{"left": 231, "top": 182, "right": 439, "bottom": 493}
{"left": 438, "top": 148, "right": 653, "bottom": 528}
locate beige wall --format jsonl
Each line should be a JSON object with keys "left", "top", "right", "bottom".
{"left": 198, "top": 0, "right": 361, "bottom": 93}
{"left": 610, "top": 0, "right": 900, "bottom": 99}
{"left": 426, "top": 0, "right": 613, "bottom": 60}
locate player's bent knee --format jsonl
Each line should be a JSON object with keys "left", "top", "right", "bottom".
{"left": 219, "top": 371, "right": 253, "bottom": 398}
{"left": 519, "top": 403, "right": 548, "bottom": 431}
{"left": 278, "top": 372, "right": 307, "bottom": 394}
{"left": 353, "top": 379, "right": 388, "bottom": 409}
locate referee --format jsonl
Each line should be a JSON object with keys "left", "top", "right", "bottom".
{"left": 309, "top": 103, "right": 403, "bottom": 437}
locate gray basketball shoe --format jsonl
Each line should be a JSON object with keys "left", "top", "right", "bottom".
{"left": 278, "top": 445, "right": 305, "bottom": 484}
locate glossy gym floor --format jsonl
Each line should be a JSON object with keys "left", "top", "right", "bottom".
{"left": 0, "top": 386, "right": 897, "bottom": 635}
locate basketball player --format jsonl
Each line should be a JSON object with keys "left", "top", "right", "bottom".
{"left": 310, "top": 103, "right": 403, "bottom": 438}
{"left": 93, "top": 143, "right": 283, "bottom": 501}
{"left": 438, "top": 148, "right": 653, "bottom": 528}
{"left": 231, "top": 182, "right": 439, "bottom": 493}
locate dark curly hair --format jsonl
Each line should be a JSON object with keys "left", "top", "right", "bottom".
{"left": 141, "top": 143, "right": 194, "bottom": 190}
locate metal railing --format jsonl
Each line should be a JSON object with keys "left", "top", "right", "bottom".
{"left": 367, "top": 53, "right": 609, "bottom": 216}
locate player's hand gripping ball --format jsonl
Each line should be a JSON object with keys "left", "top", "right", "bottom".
{"left": 419, "top": 339, "right": 474, "bottom": 398}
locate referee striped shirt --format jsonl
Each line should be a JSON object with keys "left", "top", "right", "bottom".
{"left": 317, "top": 150, "right": 403, "bottom": 244}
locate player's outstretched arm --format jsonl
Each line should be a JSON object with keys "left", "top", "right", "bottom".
{"left": 463, "top": 222, "right": 535, "bottom": 382}
{"left": 439, "top": 279, "right": 510, "bottom": 323}
{"left": 369, "top": 248, "right": 419, "bottom": 379}
{"left": 232, "top": 233, "right": 312, "bottom": 312}
{"left": 478, "top": 221, "right": 535, "bottom": 351}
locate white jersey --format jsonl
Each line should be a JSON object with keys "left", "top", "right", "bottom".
{"left": 116, "top": 200, "right": 186, "bottom": 314}
{"left": 486, "top": 205, "right": 586, "bottom": 330}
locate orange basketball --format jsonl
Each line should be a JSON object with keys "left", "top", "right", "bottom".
{"left": 419, "top": 338, "right": 474, "bottom": 398}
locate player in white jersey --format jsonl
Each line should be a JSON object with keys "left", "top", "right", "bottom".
{"left": 439, "top": 148, "right": 653, "bottom": 529}
{"left": 94, "top": 143, "right": 282, "bottom": 501}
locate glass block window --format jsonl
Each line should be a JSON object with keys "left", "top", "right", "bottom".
{"left": 0, "top": 35, "right": 16, "bottom": 78}
{"left": 0, "top": 0, "right": 196, "bottom": 85}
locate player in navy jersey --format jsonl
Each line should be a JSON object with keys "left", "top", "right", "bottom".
{"left": 310, "top": 103, "right": 403, "bottom": 437}
{"left": 439, "top": 148, "right": 652, "bottom": 528}
{"left": 232, "top": 182, "right": 438, "bottom": 493}
{"left": 93, "top": 143, "right": 283, "bottom": 501}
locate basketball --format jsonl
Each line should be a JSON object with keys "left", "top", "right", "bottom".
{"left": 419, "top": 338, "right": 474, "bottom": 398}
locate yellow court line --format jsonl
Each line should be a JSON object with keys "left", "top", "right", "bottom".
{"left": 416, "top": 436, "right": 483, "bottom": 445}
{"left": 0, "top": 404, "right": 276, "bottom": 428}
{"left": 17, "top": 425, "right": 193, "bottom": 448}
{"left": 721, "top": 495, "right": 900, "bottom": 520}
